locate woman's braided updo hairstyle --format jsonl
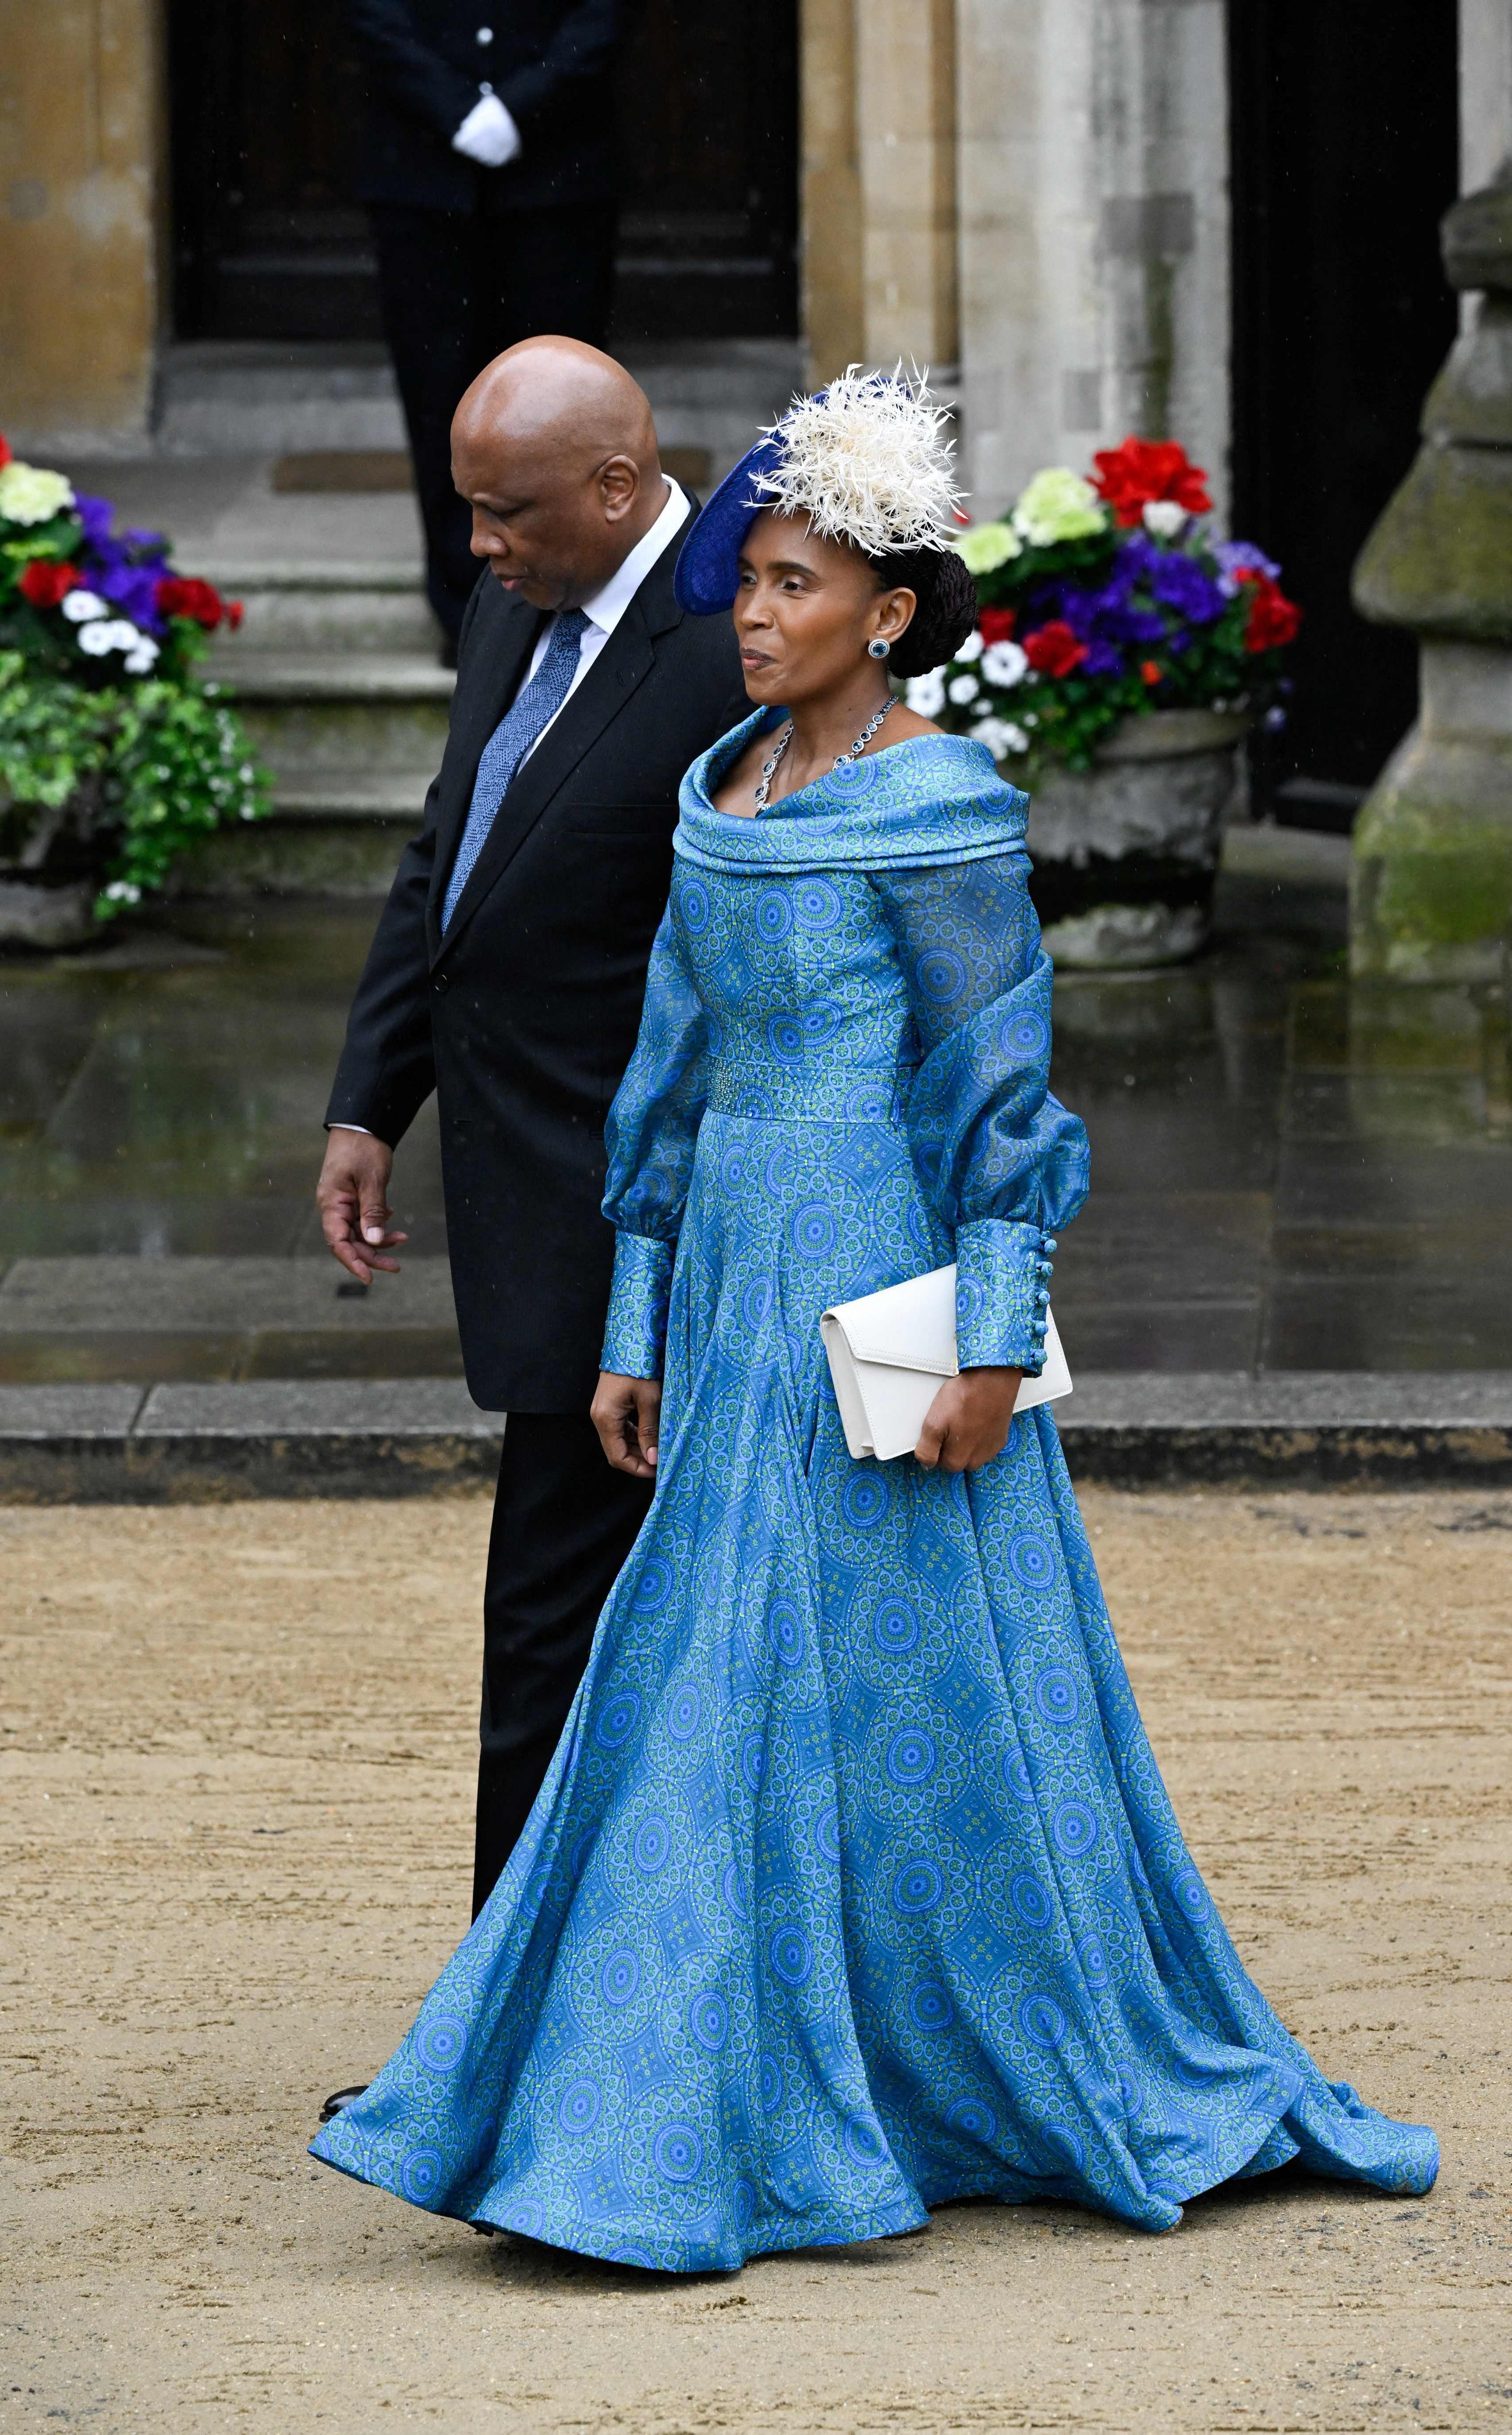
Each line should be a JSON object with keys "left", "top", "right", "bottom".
{"left": 866, "top": 543, "right": 978, "bottom": 680}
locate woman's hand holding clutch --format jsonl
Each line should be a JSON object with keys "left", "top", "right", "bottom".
{"left": 914, "top": 1368, "right": 1024, "bottom": 1474}
{"left": 592, "top": 1372, "right": 663, "bottom": 1479}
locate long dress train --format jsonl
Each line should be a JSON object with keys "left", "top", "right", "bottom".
{"left": 312, "top": 713, "right": 1436, "bottom": 2270}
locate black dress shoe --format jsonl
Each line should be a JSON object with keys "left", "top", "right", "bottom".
{"left": 320, "top": 2084, "right": 369, "bottom": 2122}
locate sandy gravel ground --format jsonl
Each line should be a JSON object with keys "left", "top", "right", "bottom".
{"left": 2, "top": 1487, "right": 1510, "bottom": 2435}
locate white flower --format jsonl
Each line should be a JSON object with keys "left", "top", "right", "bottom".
{"left": 0, "top": 459, "right": 75, "bottom": 526}
{"left": 62, "top": 590, "right": 108, "bottom": 623}
{"left": 970, "top": 715, "right": 1030, "bottom": 761}
{"left": 77, "top": 618, "right": 141, "bottom": 658}
{"left": 103, "top": 881, "right": 142, "bottom": 904}
{"left": 947, "top": 671, "right": 980, "bottom": 705}
{"left": 953, "top": 628, "right": 984, "bottom": 663}
{"left": 123, "top": 638, "right": 159, "bottom": 674}
{"left": 982, "top": 639, "right": 1029, "bottom": 689}
{"left": 905, "top": 668, "right": 946, "bottom": 716}
{"left": 1142, "top": 499, "right": 1188, "bottom": 539}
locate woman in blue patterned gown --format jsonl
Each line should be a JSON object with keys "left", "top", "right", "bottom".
{"left": 312, "top": 375, "right": 1435, "bottom": 2268}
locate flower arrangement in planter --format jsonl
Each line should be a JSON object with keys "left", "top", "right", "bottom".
{"left": 0, "top": 433, "right": 267, "bottom": 947}
{"left": 913, "top": 439, "right": 1302, "bottom": 966}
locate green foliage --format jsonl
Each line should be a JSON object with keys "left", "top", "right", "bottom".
{"left": 0, "top": 651, "right": 268, "bottom": 920}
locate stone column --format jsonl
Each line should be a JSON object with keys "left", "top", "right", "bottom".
{"left": 801, "top": 0, "right": 958, "bottom": 387}
{"left": 800, "top": 0, "right": 865, "bottom": 384}
{"left": 954, "top": 0, "right": 1230, "bottom": 517}
{"left": 1350, "top": 170, "right": 1512, "bottom": 981}
{"left": 0, "top": 0, "right": 166, "bottom": 455}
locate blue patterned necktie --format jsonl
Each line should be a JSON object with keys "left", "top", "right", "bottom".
{"left": 442, "top": 607, "right": 591, "bottom": 929}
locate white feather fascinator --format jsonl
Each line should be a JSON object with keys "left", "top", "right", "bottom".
{"left": 673, "top": 366, "right": 964, "bottom": 613}
{"left": 750, "top": 367, "right": 962, "bottom": 557}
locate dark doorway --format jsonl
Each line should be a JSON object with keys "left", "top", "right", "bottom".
{"left": 612, "top": 0, "right": 798, "bottom": 341}
{"left": 168, "top": 0, "right": 375, "bottom": 342}
{"left": 168, "top": 0, "right": 798, "bottom": 346}
{"left": 1228, "top": 3, "right": 1461, "bottom": 826}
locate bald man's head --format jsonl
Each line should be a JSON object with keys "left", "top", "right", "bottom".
{"left": 450, "top": 338, "right": 667, "bottom": 612}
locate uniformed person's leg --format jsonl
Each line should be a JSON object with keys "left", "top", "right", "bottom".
{"left": 368, "top": 202, "right": 484, "bottom": 645}
{"left": 484, "top": 198, "right": 619, "bottom": 352}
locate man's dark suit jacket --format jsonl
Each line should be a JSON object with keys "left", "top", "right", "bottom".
{"left": 346, "top": 0, "right": 621, "bottom": 213}
{"left": 326, "top": 506, "right": 750, "bottom": 1413}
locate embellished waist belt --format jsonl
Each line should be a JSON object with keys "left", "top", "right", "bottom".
{"left": 704, "top": 1058, "right": 918, "bottom": 1123}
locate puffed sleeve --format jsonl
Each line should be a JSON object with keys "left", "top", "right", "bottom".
{"left": 598, "top": 903, "right": 711, "bottom": 1379}
{"left": 870, "top": 849, "right": 1090, "bottom": 1374}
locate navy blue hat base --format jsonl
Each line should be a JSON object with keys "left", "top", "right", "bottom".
{"left": 673, "top": 434, "right": 789, "bottom": 615}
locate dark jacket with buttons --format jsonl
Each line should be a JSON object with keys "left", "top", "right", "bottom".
{"left": 346, "top": 0, "right": 621, "bottom": 212}
{"left": 325, "top": 501, "right": 750, "bottom": 1412}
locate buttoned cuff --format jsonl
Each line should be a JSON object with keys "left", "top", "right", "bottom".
{"left": 599, "top": 1233, "right": 674, "bottom": 1380}
{"left": 953, "top": 1219, "right": 1056, "bottom": 1373}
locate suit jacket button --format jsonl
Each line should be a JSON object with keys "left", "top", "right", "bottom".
{"left": 476, "top": 23, "right": 493, "bottom": 39}
{"left": 433, "top": 974, "right": 449, "bottom": 994}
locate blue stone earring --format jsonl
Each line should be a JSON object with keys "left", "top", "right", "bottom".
{"left": 868, "top": 637, "right": 891, "bottom": 659}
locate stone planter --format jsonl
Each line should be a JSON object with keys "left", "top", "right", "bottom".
{"left": 0, "top": 783, "right": 108, "bottom": 951}
{"left": 1005, "top": 707, "right": 1250, "bottom": 969}
{"left": 0, "top": 877, "right": 98, "bottom": 950}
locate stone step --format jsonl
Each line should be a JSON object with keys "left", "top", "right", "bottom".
{"left": 270, "top": 772, "right": 431, "bottom": 824}
{"left": 6, "top": 1372, "right": 1512, "bottom": 1500}
{"left": 155, "top": 337, "right": 802, "bottom": 480}
{"left": 157, "top": 342, "right": 406, "bottom": 457}
{"left": 227, "top": 651, "right": 452, "bottom": 783}
{"left": 203, "top": 559, "right": 438, "bottom": 655}
{"left": 186, "top": 650, "right": 452, "bottom": 895}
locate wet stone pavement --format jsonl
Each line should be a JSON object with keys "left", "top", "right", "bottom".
{"left": 0, "top": 845, "right": 1508, "bottom": 1388}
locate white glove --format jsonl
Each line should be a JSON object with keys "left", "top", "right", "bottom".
{"left": 452, "top": 92, "right": 522, "bottom": 169}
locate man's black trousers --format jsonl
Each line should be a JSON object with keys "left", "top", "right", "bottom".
{"left": 472, "top": 1411, "right": 653, "bottom": 1919}
{"left": 368, "top": 200, "right": 618, "bottom": 641}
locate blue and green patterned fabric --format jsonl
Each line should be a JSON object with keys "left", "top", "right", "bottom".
{"left": 312, "top": 713, "right": 1437, "bottom": 2268}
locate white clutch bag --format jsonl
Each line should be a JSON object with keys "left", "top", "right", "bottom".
{"left": 820, "top": 1263, "right": 1071, "bottom": 1462}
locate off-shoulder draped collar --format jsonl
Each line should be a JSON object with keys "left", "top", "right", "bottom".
{"left": 674, "top": 706, "right": 1029, "bottom": 875}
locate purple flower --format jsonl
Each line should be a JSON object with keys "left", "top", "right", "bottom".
{"left": 1081, "top": 638, "right": 1125, "bottom": 677}
{"left": 121, "top": 525, "right": 172, "bottom": 567}
{"left": 1216, "top": 538, "right": 1280, "bottom": 586}
{"left": 93, "top": 557, "right": 165, "bottom": 635}
{"left": 1055, "top": 572, "right": 1163, "bottom": 653}
{"left": 73, "top": 491, "right": 116, "bottom": 549}
{"left": 1147, "top": 553, "right": 1226, "bottom": 626}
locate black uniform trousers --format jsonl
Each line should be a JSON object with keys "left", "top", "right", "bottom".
{"left": 472, "top": 1411, "right": 653, "bottom": 1918}
{"left": 369, "top": 198, "right": 618, "bottom": 641}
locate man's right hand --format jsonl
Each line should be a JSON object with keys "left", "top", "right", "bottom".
{"left": 317, "top": 1127, "right": 406, "bottom": 1284}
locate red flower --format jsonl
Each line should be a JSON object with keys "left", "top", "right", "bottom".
{"left": 0, "top": 432, "right": 11, "bottom": 471}
{"left": 18, "top": 558, "right": 79, "bottom": 609}
{"left": 1140, "top": 659, "right": 1163, "bottom": 686}
{"left": 1022, "top": 620, "right": 1087, "bottom": 679}
{"left": 978, "top": 607, "right": 1017, "bottom": 646}
{"left": 1092, "top": 436, "right": 1212, "bottom": 529}
{"left": 155, "top": 574, "right": 228, "bottom": 629}
{"left": 1243, "top": 577, "right": 1303, "bottom": 653}
{"left": 226, "top": 599, "right": 244, "bottom": 631}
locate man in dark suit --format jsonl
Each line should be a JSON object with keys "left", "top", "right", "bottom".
{"left": 316, "top": 340, "right": 748, "bottom": 1936}
{"left": 347, "top": 0, "right": 623, "bottom": 646}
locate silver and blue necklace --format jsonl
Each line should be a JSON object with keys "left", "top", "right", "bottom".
{"left": 753, "top": 697, "right": 894, "bottom": 812}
